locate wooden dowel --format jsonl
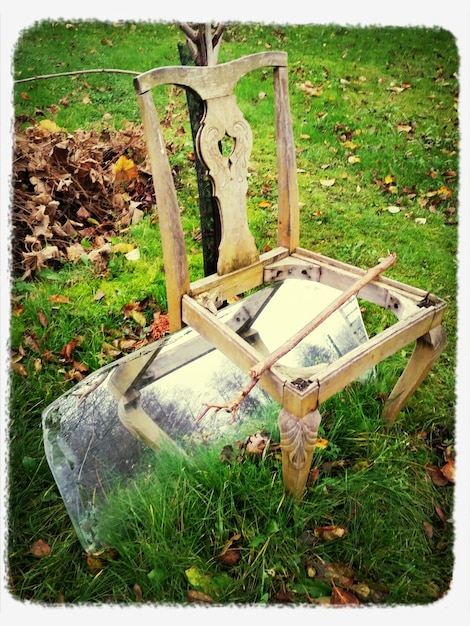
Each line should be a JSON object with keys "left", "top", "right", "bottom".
{"left": 250, "top": 253, "right": 397, "bottom": 379}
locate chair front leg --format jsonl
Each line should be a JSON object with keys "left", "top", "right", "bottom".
{"left": 382, "top": 325, "right": 447, "bottom": 427}
{"left": 278, "top": 407, "right": 321, "bottom": 497}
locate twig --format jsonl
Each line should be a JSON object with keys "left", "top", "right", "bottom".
{"left": 14, "top": 68, "right": 140, "bottom": 84}
{"left": 195, "top": 376, "right": 259, "bottom": 424}
{"left": 196, "top": 253, "right": 397, "bottom": 422}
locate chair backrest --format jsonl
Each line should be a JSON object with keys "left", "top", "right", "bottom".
{"left": 134, "top": 52, "right": 300, "bottom": 330}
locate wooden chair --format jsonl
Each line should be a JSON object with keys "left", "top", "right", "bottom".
{"left": 131, "top": 51, "right": 446, "bottom": 496}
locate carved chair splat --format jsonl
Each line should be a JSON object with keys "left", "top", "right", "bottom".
{"left": 132, "top": 52, "right": 447, "bottom": 496}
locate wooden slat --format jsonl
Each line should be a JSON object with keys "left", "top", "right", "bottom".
{"left": 274, "top": 65, "right": 300, "bottom": 252}
{"left": 291, "top": 248, "right": 446, "bottom": 320}
{"left": 189, "top": 246, "right": 290, "bottom": 300}
{"left": 134, "top": 51, "right": 288, "bottom": 98}
{"left": 137, "top": 90, "right": 190, "bottom": 331}
{"left": 309, "top": 308, "right": 440, "bottom": 409}
{"left": 181, "top": 295, "right": 286, "bottom": 404}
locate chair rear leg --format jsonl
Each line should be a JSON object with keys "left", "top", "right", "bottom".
{"left": 382, "top": 325, "right": 447, "bottom": 427}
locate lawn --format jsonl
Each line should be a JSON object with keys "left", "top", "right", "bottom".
{"left": 6, "top": 21, "right": 459, "bottom": 607}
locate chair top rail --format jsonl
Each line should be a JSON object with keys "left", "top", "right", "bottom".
{"left": 134, "top": 51, "right": 288, "bottom": 99}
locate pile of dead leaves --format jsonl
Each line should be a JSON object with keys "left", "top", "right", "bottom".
{"left": 11, "top": 118, "right": 156, "bottom": 278}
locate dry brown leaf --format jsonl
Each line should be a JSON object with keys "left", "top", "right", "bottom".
{"left": 187, "top": 590, "right": 214, "bottom": 603}
{"left": 29, "top": 539, "right": 51, "bottom": 557}
{"left": 314, "top": 525, "right": 347, "bottom": 542}
{"left": 24, "top": 333, "right": 41, "bottom": 353}
{"left": 330, "top": 581, "right": 360, "bottom": 606}
{"left": 133, "top": 584, "right": 143, "bottom": 601}
{"left": 11, "top": 362, "right": 28, "bottom": 377}
{"left": 441, "top": 460, "right": 455, "bottom": 483}
{"left": 60, "top": 336, "right": 83, "bottom": 361}
{"left": 49, "top": 294, "right": 71, "bottom": 304}
{"left": 245, "top": 431, "right": 269, "bottom": 455}
{"left": 426, "top": 464, "right": 448, "bottom": 486}
{"left": 423, "top": 521, "right": 433, "bottom": 539}
{"left": 37, "top": 310, "right": 48, "bottom": 328}
{"left": 299, "top": 81, "right": 323, "bottom": 97}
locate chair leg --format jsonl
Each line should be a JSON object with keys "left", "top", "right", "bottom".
{"left": 278, "top": 407, "right": 321, "bottom": 497}
{"left": 382, "top": 325, "right": 447, "bottom": 427}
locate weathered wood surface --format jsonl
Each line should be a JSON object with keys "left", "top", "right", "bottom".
{"left": 134, "top": 51, "right": 288, "bottom": 99}
{"left": 382, "top": 325, "right": 447, "bottom": 426}
{"left": 136, "top": 90, "right": 189, "bottom": 331}
{"left": 251, "top": 253, "right": 397, "bottom": 378}
{"left": 278, "top": 408, "right": 321, "bottom": 497}
{"left": 197, "top": 95, "right": 259, "bottom": 274}
{"left": 135, "top": 51, "right": 447, "bottom": 495}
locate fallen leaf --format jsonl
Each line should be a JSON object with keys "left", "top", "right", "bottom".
{"left": 86, "top": 554, "right": 107, "bottom": 574}
{"left": 125, "top": 248, "right": 140, "bottom": 261}
{"left": 315, "top": 437, "right": 329, "bottom": 450}
{"left": 187, "top": 590, "right": 214, "bottom": 603}
{"left": 435, "top": 505, "right": 448, "bottom": 526}
{"left": 24, "top": 333, "right": 41, "bottom": 353}
{"left": 441, "top": 460, "right": 455, "bottom": 483}
{"left": 348, "top": 155, "right": 360, "bottom": 164}
{"left": 37, "top": 310, "right": 48, "bottom": 327}
{"left": 319, "top": 178, "right": 336, "bottom": 187}
{"left": 299, "top": 81, "right": 323, "bottom": 97}
{"left": 426, "top": 464, "right": 448, "bottom": 486}
{"left": 112, "top": 242, "right": 135, "bottom": 254}
{"left": 112, "top": 155, "right": 138, "bottom": 183}
{"left": 415, "top": 217, "right": 427, "bottom": 225}
{"left": 49, "top": 294, "right": 70, "bottom": 304}
{"left": 219, "top": 548, "right": 241, "bottom": 566}
{"left": 60, "top": 336, "right": 83, "bottom": 361}
{"left": 37, "top": 120, "right": 63, "bottom": 135}
{"left": 11, "top": 362, "right": 28, "bottom": 377}
{"left": 185, "top": 566, "right": 212, "bottom": 594}
{"left": 314, "top": 525, "right": 347, "bottom": 542}
{"left": 94, "top": 290, "right": 106, "bottom": 301}
{"left": 423, "top": 521, "right": 433, "bottom": 539}
{"left": 29, "top": 539, "right": 51, "bottom": 557}
{"left": 131, "top": 309, "right": 146, "bottom": 327}
{"left": 133, "top": 584, "right": 143, "bottom": 601}
{"left": 386, "top": 205, "right": 401, "bottom": 214}
{"left": 330, "top": 581, "right": 360, "bottom": 606}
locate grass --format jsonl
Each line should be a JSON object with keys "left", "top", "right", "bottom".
{"left": 7, "top": 21, "right": 458, "bottom": 606}
{"left": 93, "top": 388, "right": 453, "bottom": 605}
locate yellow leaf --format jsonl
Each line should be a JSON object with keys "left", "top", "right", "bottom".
{"left": 348, "top": 156, "right": 360, "bottom": 164}
{"left": 11, "top": 362, "right": 28, "bottom": 377}
{"left": 112, "top": 242, "right": 135, "bottom": 254}
{"left": 185, "top": 566, "right": 212, "bottom": 594}
{"left": 131, "top": 310, "right": 147, "bottom": 327}
{"left": 112, "top": 155, "right": 138, "bottom": 183}
{"left": 342, "top": 140, "right": 357, "bottom": 150}
{"left": 320, "top": 178, "right": 336, "bottom": 187}
{"left": 384, "top": 174, "right": 395, "bottom": 184}
{"left": 258, "top": 200, "right": 272, "bottom": 209}
{"left": 37, "top": 119, "right": 63, "bottom": 134}
{"left": 315, "top": 437, "right": 329, "bottom": 449}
